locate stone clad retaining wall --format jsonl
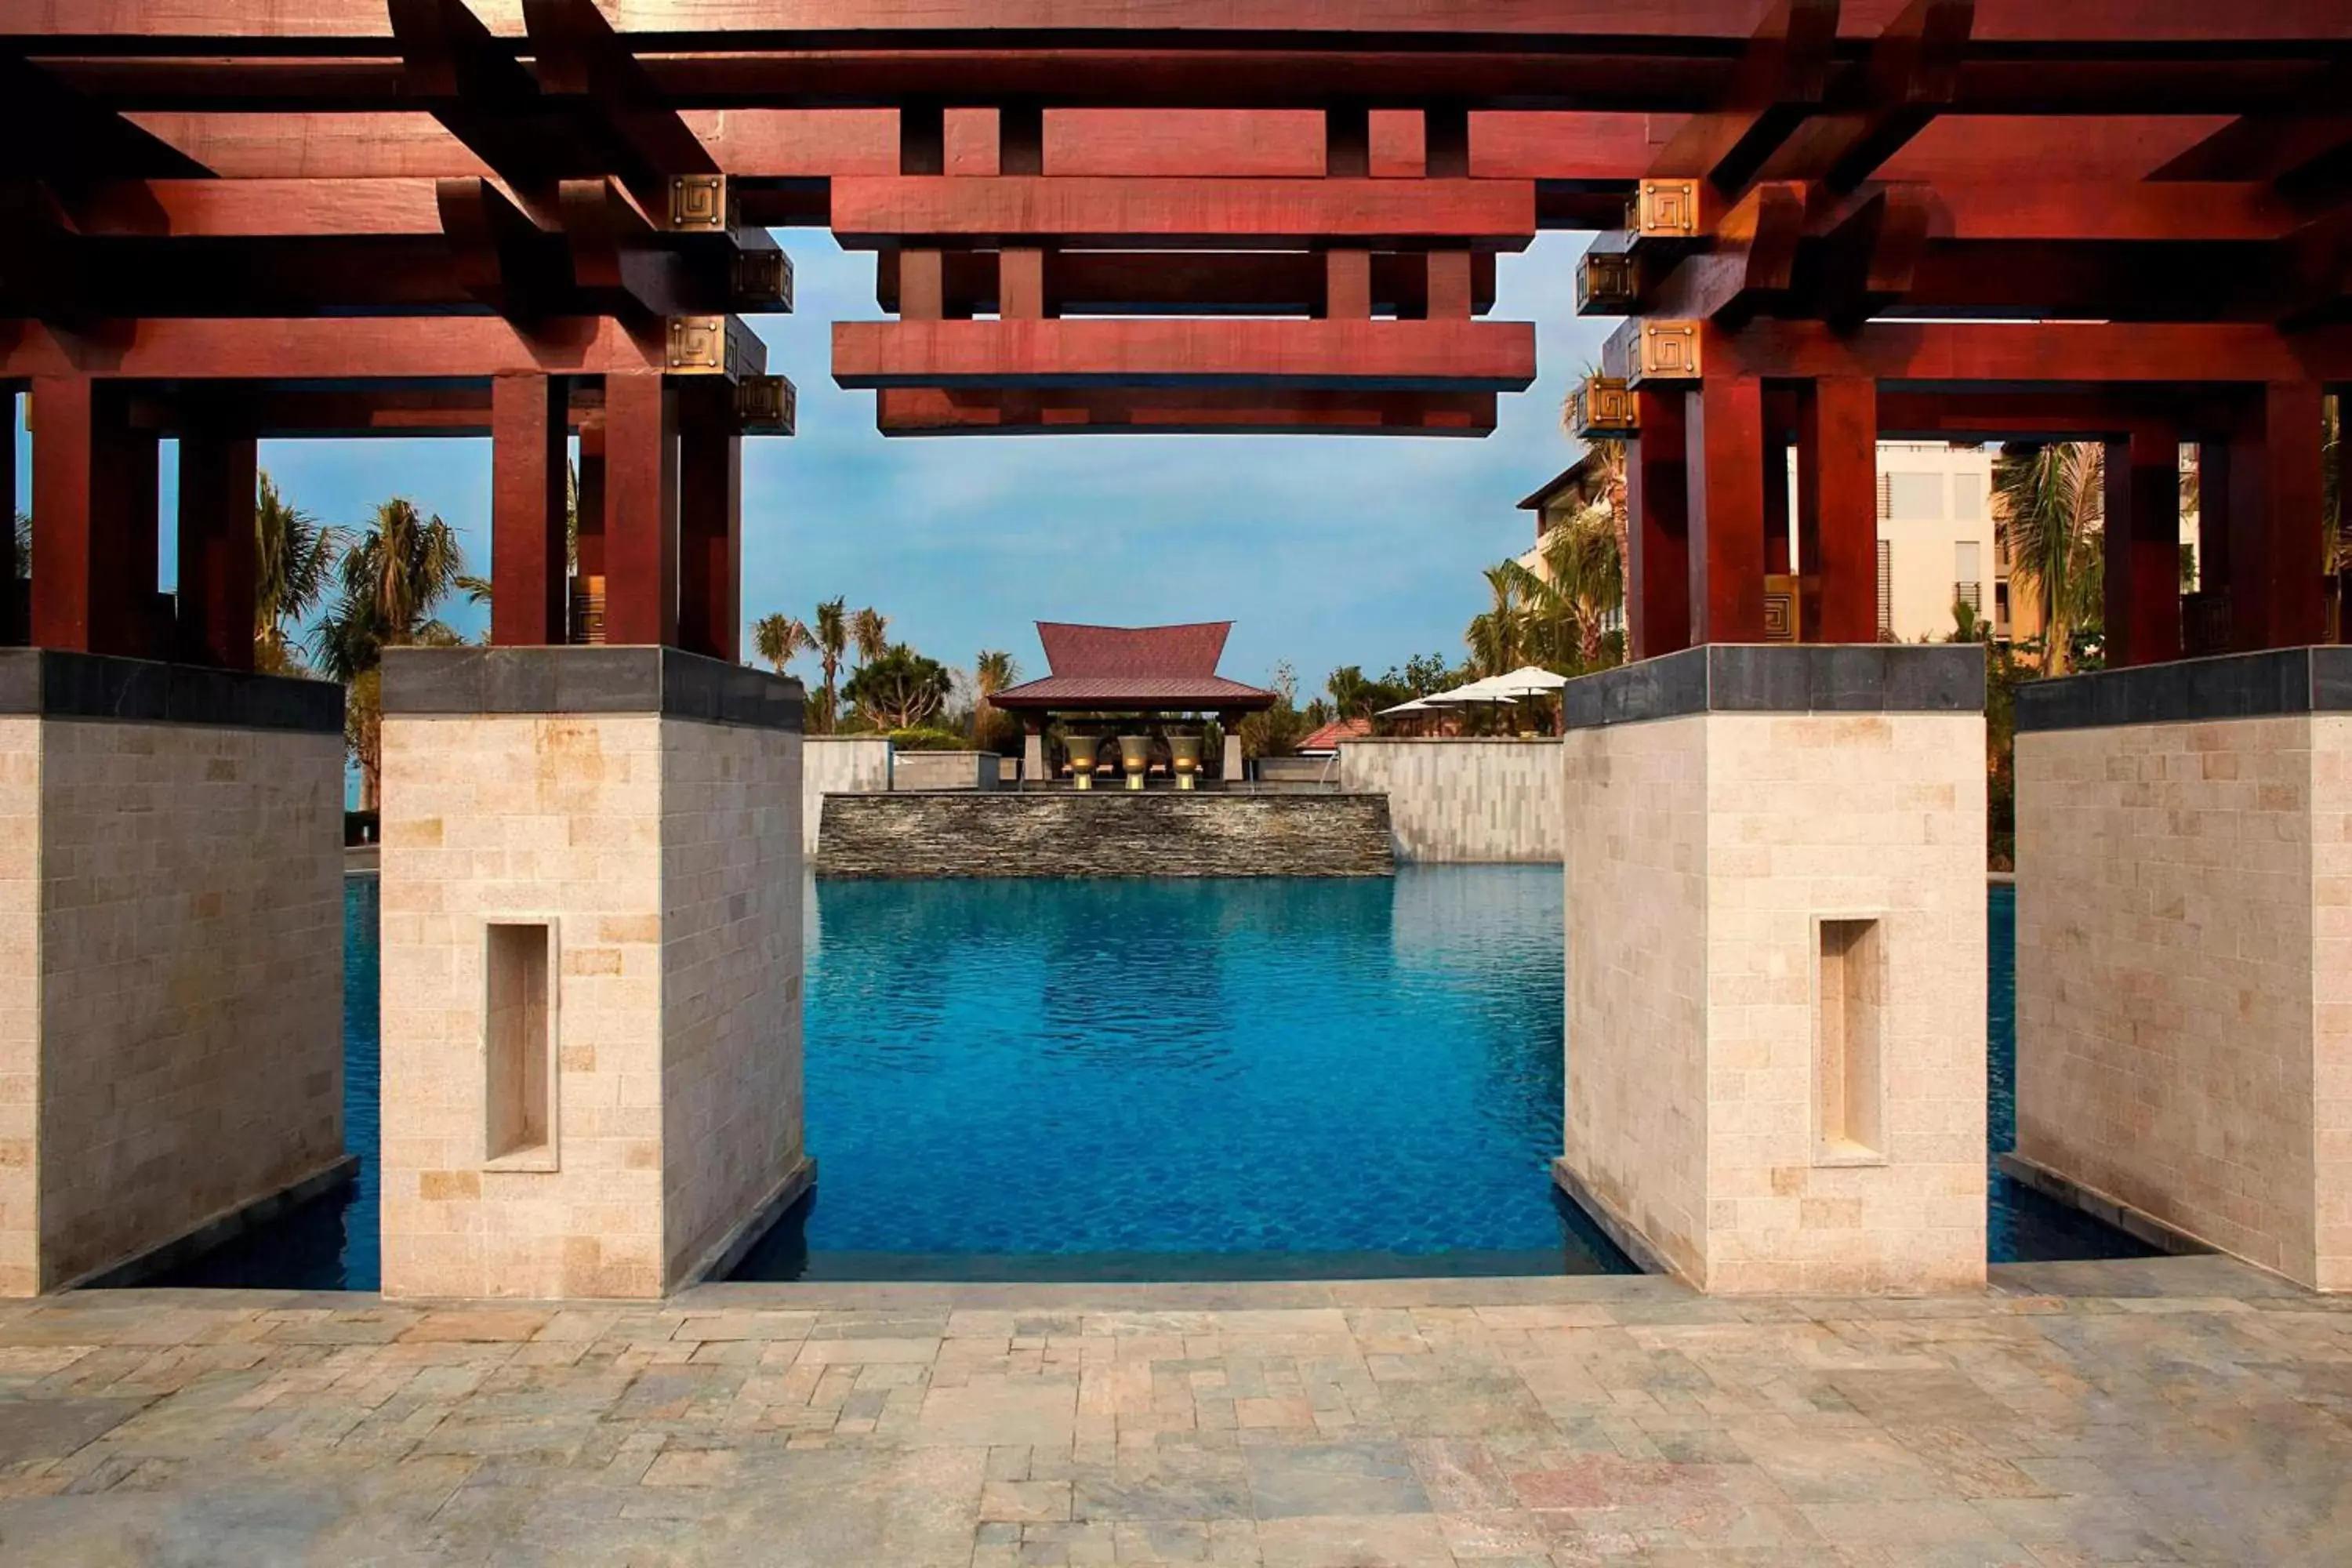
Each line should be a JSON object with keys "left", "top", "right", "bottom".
{"left": 803, "top": 737, "right": 892, "bottom": 852}
{"left": 1338, "top": 739, "right": 1563, "bottom": 863}
{"left": 816, "top": 792, "right": 1395, "bottom": 878}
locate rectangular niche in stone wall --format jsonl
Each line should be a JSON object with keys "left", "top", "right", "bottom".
{"left": 484, "top": 919, "right": 559, "bottom": 1171}
{"left": 1813, "top": 916, "right": 1886, "bottom": 1166}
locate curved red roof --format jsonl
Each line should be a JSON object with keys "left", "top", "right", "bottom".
{"left": 995, "top": 622, "right": 1276, "bottom": 713}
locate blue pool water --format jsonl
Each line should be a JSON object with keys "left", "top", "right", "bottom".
{"left": 143, "top": 871, "right": 2145, "bottom": 1290}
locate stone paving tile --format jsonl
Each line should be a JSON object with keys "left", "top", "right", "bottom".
{"left": 0, "top": 1259, "right": 2349, "bottom": 1562}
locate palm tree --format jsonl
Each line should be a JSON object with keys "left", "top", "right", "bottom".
{"left": 253, "top": 474, "right": 344, "bottom": 674}
{"left": 11, "top": 508, "right": 28, "bottom": 579}
{"left": 753, "top": 612, "right": 814, "bottom": 675}
{"left": 313, "top": 497, "right": 468, "bottom": 808}
{"left": 1327, "top": 665, "right": 1378, "bottom": 720}
{"left": 1465, "top": 564, "right": 1526, "bottom": 678}
{"left": 1561, "top": 363, "right": 1632, "bottom": 592}
{"left": 1503, "top": 503, "right": 1624, "bottom": 671}
{"left": 1994, "top": 444, "right": 2106, "bottom": 676}
{"left": 811, "top": 597, "right": 849, "bottom": 731}
{"left": 971, "top": 648, "right": 1018, "bottom": 747}
{"left": 850, "top": 605, "right": 889, "bottom": 666}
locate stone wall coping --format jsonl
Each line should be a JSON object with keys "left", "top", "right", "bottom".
{"left": 0, "top": 648, "right": 344, "bottom": 733}
{"left": 1563, "top": 644, "right": 1986, "bottom": 731}
{"left": 1338, "top": 736, "right": 1563, "bottom": 746}
{"left": 383, "top": 645, "right": 804, "bottom": 731}
{"left": 2014, "top": 646, "right": 2352, "bottom": 732}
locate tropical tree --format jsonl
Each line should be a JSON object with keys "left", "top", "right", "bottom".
{"left": 11, "top": 509, "right": 27, "bottom": 579}
{"left": 1560, "top": 363, "right": 1632, "bottom": 590}
{"left": 971, "top": 648, "right": 1020, "bottom": 750}
{"left": 252, "top": 474, "right": 344, "bottom": 674}
{"left": 850, "top": 605, "right": 890, "bottom": 666}
{"left": 843, "top": 643, "right": 952, "bottom": 730}
{"left": 753, "top": 612, "right": 814, "bottom": 675}
{"left": 1238, "top": 661, "right": 1312, "bottom": 759}
{"left": 313, "top": 497, "right": 468, "bottom": 808}
{"left": 811, "top": 597, "right": 849, "bottom": 731}
{"left": 1502, "top": 503, "right": 1624, "bottom": 672}
{"left": 1464, "top": 564, "right": 1527, "bottom": 679}
{"left": 1994, "top": 443, "right": 2106, "bottom": 676}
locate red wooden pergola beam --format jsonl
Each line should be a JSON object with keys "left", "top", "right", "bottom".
{"left": 831, "top": 177, "right": 1535, "bottom": 252}
{"left": 833, "top": 318, "right": 1536, "bottom": 392}
{"left": 15, "top": 0, "right": 2352, "bottom": 45}
{"left": 1759, "top": 0, "right": 1973, "bottom": 192}
{"left": 0, "top": 315, "right": 680, "bottom": 379}
{"left": 1648, "top": 0, "right": 1839, "bottom": 193}
{"left": 875, "top": 387, "right": 1496, "bottom": 437}
{"left": 1701, "top": 320, "right": 2352, "bottom": 384}
{"left": 875, "top": 249, "right": 1497, "bottom": 318}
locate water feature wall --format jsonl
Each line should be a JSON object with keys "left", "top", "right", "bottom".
{"left": 1338, "top": 739, "right": 1563, "bottom": 863}
{"left": 815, "top": 791, "right": 1395, "bottom": 877}
{"left": 803, "top": 737, "right": 893, "bottom": 852}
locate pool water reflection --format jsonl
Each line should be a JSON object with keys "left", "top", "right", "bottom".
{"left": 141, "top": 871, "right": 2145, "bottom": 1290}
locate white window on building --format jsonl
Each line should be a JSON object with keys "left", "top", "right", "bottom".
{"left": 1877, "top": 539, "right": 1894, "bottom": 637}
{"left": 1955, "top": 542, "right": 1983, "bottom": 612}
{"left": 1953, "top": 471, "right": 1986, "bottom": 524}
{"left": 1886, "top": 471, "right": 1945, "bottom": 521}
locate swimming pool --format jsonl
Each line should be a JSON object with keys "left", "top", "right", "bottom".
{"left": 144, "top": 870, "right": 2146, "bottom": 1290}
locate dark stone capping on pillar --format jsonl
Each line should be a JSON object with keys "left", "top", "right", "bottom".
{"left": 0, "top": 648, "right": 344, "bottom": 733}
{"left": 2014, "top": 647, "right": 2352, "bottom": 733}
{"left": 383, "top": 645, "right": 805, "bottom": 731}
{"left": 1563, "top": 644, "right": 1986, "bottom": 731}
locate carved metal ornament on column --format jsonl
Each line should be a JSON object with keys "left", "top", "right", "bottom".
{"left": 1625, "top": 321, "right": 1703, "bottom": 387}
{"left": 1569, "top": 375, "right": 1637, "bottom": 441}
{"left": 1577, "top": 250, "right": 1638, "bottom": 316}
{"left": 668, "top": 174, "right": 738, "bottom": 233}
{"left": 735, "top": 376, "right": 797, "bottom": 435}
{"left": 666, "top": 316, "right": 763, "bottom": 379}
{"left": 731, "top": 249, "right": 794, "bottom": 311}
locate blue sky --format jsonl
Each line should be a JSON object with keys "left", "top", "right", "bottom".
{"left": 13, "top": 231, "right": 1607, "bottom": 700}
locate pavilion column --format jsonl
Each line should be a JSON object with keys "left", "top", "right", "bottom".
{"left": 490, "top": 373, "right": 570, "bottom": 648}
{"left": 30, "top": 376, "right": 158, "bottom": 658}
{"left": 677, "top": 380, "right": 742, "bottom": 663}
{"left": 1625, "top": 389, "right": 1692, "bottom": 661}
{"left": 1797, "top": 378, "right": 1882, "bottom": 645}
{"left": 1559, "top": 644, "right": 1988, "bottom": 1294}
{"left": 1220, "top": 711, "right": 1245, "bottom": 786}
{"left": 602, "top": 372, "right": 679, "bottom": 648}
{"left": 2223, "top": 382, "right": 2328, "bottom": 653}
{"left": 176, "top": 416, "right": 259, "bottom": 672}
{"left": 2011, "top": 648, "right": 2352, "bottom": 1289}
{"left": 0, "top": 389, "right": 18, "bottom": 645}
{"left": 2101, "top": 423, "right": 2185, "bottom": 670}
{"left": 1686, "top": 376, "right": 1769, "bottom": 645}
{"left": 1022, "top": 718, "right": 1045, "bottom": 786}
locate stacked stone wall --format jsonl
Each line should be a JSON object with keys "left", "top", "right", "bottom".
{"left": 802, "top": 737, "right": 892, "bottom": 852}
{"left": 816, "top": 793, "right": 1394, "bottom": 878}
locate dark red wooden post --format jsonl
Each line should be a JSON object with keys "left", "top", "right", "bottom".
{"left": 1626, "top": 388, "right": 1692, "bottom": 662}
{"left": 677, "top": 380, "right": 742, "bottom": 664}
{"left": 1686, "top": 375, "right": 1769, "bottom": 645}
{"left": 1798, "top": 378, "right": 1882, "bottom": 644}
{"left": 490, "top": 372, "right": 570, "bottom": 648}
{"left": 2226, "top": 382, "right": 2328, "bottom": 652}
{"left": 602, "top": 372, "right": 678, "bottom": 648}
{"left": 2101, "top": 423, "right": 2184, "bottom": 669}
{"left": 31, "top": 376, "right": 156, "bottom": 657}
{"left": 176, "top": 422, "right": 259, "bottom": 670}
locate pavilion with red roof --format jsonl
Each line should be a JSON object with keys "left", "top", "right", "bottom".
{"left": 994, "top": 622, "right": 1275, "bottom": 786}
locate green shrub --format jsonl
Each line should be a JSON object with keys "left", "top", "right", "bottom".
{"left": 887, "top": 727, "right": 971, "bottom": 753}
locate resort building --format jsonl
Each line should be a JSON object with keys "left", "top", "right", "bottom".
{"left": 991, "top": 621, "right": 1276, "bottom": 786}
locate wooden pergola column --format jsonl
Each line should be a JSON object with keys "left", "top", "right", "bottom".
{"left": 1796, "top": 377, "right": 1882, "bottom": 644}
{"left": 1625, "top": 388, "right": 1692, "bottom": 661}
{"left": 175, "top": 407, "right": 259, "bottom": 670}
{"left": 30, "top": 376, "right": 158, "bottom": 657}
{"left": 1686, "top": 375, "right": 1769, "bottom": 645}
{"left": 601, "top": 372, "right": 679, "bottom": 648}
{"left": 489, "top": 372, "right": 570, "bottom": 648}
{"left": 2102, "top": 422, "right": 2186, "bottom": 669}
{"left": 2222, "top": 383, "right": 2329, "bottom": 653}
{"left": 677, "top": 379, "right": 742, "bottom": 664}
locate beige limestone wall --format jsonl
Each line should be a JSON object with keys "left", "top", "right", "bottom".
{"left": 1563, "top": 712, "right": 1987, "bottom": 1294}
{"left": 1341, "top": 739, "right": 1563, "bottom": 863}
{"left": 382, "top": 711, "right": 804, "bottom": 1299}
{"left": 2018, "top": 715, "right": 2350, "bottom": 1288}
{"left": 802, "top": 736, "right": 892, "bottom": 852}
{"left": 34, "top": 720, "right": 343, "bottom": 1288}
{"left": 2318, "top": 717, "right": 2352, "bottom": 1290}
{"left": 0, "top": 721, "right": 39, "bottom": 1296}
{"left": 659, "top": 722, "right": 804, "bottom": 1283}
{"left": 1562, "top": 716, "right": 1710, "bottom": 1282}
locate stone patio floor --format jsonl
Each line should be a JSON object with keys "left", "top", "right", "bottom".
{"left": 1, "top": 1255, "right": 2348, "bottom": 1566}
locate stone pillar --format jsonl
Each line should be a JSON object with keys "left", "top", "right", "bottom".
{"left": 1557, "top": 645, "right": 1987, "bottom": 1294}
{"left": 379, "top": 647, "right": 809, "bottom": 1298}
{"left": 0, "top": 652, "right": 347, "bottom": 1294}
{"left": 2011, "top": 649, "right": 2352, "bottom": 1290}
{"left": 1221, "top": 713, "right": 1245, "bottom": 786}
{"left": 1022, "top": 722, "right": 1045, "bottom": 787}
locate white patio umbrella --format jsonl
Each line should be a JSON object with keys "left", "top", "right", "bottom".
{"left": 1452, "top": 665, "right": 1570, "bottom": 702}
{"left": 1377, "top": 696, "right": 1439, "bottom": 716}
